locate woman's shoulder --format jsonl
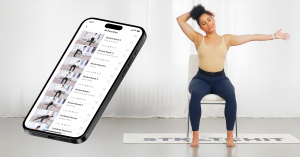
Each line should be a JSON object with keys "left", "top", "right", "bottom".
{"left": 223, "top": 34, "right": 233, "bottom": 40}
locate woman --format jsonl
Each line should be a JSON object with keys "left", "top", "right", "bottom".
{"left": 69, "top": 60, "right": 81, "bottom": 72}
{"left": 74, "top": 46, "right": 87, "bottom": 57}
{"left": 46, "top": 97, "right": 55, "bottom": 110}
{"left": 34, "top": 126, "right": 41, "bottom": 130}
{"left": 32, "top": 114, "right": 53, "bottom": 123}
{"left": 176, "top": 4, "right": 290, "bottom": 147}
{"left": 61, "top": 71, "right": 71, "bottom": 84}
{"left": 89, "top": 33, "right": 98, "bottom": 46}
{"left": 54, "top": 85, "right": 66, "bottom": 98}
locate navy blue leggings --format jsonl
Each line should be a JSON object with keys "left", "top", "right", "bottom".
{"left": 188, "top": 67, "right": 237, "bottom": 131}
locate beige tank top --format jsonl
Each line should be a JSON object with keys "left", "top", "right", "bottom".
{"left": 197, "top": 35, "right": 228, "bottom": 72}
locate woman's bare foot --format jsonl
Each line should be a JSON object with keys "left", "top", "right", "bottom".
{"left": 190, "top": 131, "right": 199, "bottom": 147}
{"left": 226, "top": 130, "right": 235, "bottom": 147}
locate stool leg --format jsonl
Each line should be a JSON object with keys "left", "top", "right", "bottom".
{"left": 187, "top": 99, "right": 190, "bottom": 142}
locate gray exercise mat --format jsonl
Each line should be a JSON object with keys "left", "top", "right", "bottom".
{"left": 123, "top": 133, "right": 300, "bottom": 144}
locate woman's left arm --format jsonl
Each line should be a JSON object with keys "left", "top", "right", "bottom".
{"left": 229, "top": 29, "right": 290, "bottom": 46}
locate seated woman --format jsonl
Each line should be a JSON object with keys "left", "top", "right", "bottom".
{"left": 69, "top": 60, "right": 81, "bottom": 72}
{"left": 74, "top": 46, "right": 87, "bottom": 57}
{"left": 45, "top": 97, "right": 56, "bottom": 110}
{"left": 54, "top": 85, "right": 66, "bottom": 98}
{"left": 89, "top": 33, "right": 98, "bottom": 46}
{"left": 61, "top": 71, "right": 72, "bottom": 84}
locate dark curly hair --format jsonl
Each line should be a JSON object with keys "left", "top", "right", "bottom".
{"left": 190, "top": 4, "right": 213, "bottom": 27}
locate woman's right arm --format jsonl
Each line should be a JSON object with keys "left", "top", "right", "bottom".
{"left": 176, "top": 12, "right": 198, "bottom": 42}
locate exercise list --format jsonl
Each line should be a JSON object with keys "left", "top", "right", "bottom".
{"left": 49, "top": 27, "right": 142, "bottom": 137}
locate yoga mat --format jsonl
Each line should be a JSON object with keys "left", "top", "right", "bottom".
{"left": 123, "top": 133, "right": 300, "bottom": 144}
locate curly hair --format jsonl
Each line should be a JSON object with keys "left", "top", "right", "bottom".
{"left": 190, "top": 4, "right": 213, "bottom": 27}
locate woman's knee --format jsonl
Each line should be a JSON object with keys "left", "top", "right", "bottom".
{"left": 224, "top": 88, "right": 236, "bottom": 99}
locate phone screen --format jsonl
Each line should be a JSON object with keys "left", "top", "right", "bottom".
{"left": 24, "top": 19, "right": 144, "bottom": 137}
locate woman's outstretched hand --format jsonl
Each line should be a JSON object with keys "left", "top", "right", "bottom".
{"left": 274, "top": 29, "right": 290, "bottom": 40}
{"left": 206, "top": 10, "right": 215, "bottom": 17}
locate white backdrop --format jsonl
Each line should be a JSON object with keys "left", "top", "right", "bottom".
{"left": 0, "top": 0, "right": 299, "bottom": 118}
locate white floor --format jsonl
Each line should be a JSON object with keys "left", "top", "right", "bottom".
{"left": 1, "top": 118, "right": 300, "bottom": 157}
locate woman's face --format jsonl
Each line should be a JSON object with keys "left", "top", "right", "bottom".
{"left": 199, "top": 14, "right": 215, "bottom": 33}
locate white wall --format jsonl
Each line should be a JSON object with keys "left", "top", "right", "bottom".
{"left": 193, "top": 0, "right": 300, "bottom": 118}
{"left": 0, "top": 0, "right": 299, "bottom": 118}
{"left": 0, "top": 0, "right": 131, "bottom": 117}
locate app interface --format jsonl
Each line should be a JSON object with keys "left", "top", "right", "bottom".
{"left": 24, "top": 19, "right": 143, "bottom": 137}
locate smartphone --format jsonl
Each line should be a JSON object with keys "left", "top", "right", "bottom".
{"left": 22, "top": 17, "right": 147, "bottom": 144}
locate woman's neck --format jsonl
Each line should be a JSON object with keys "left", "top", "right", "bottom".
{"left": 205, "top": 32, "right": 219, "bottom": 39}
